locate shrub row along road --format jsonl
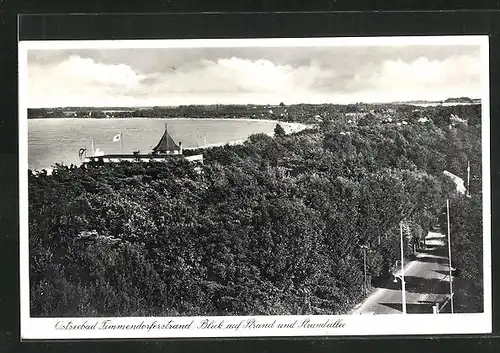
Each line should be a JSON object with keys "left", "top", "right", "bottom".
{"left": 352, "top": 231, "right": 452, "bottom": 314}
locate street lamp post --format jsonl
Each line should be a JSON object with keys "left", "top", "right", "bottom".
{"left": 399, "top": 221, "right": 407, "bottom": 314}
{"left": 446, "top": 199, "right": 455, "bottom": 313}
{"left": 360, "top": 245, "right": 368, "bottom": 296}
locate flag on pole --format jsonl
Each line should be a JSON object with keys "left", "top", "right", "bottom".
{"left": 112, "top": 133, "right": 121, "bottom": 142}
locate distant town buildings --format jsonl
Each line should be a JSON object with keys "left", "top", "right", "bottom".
{"left": 450, "top": 114, "right": 467, "bottom": 127}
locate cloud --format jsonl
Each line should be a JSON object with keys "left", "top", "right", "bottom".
{"left": 28, "top": 55, "right": 147, "bottom": 107}
{"left": 347, "top": 54, "right": 481, "bottom": 102}
{"left": 368, "top": 54, "right": 479, "bottom": 89}
{"left": 141, "top": 57, "right": 330, "bottom": 96}
{"left": 26, "top": 47, "right": 482, "bottom": 107}
{"left": 57, "top": 55, "right": 146, "bottom": 86}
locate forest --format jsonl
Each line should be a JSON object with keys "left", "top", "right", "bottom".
{"left": 27, "top": 100, "right": 481, "bottom": 125}
{"left": 28, "top": 103, "right": 484, "bottom": 316}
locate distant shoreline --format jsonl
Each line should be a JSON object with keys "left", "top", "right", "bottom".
{"left": 27, "top": 116, "right": 309, "bottom": 124}
{"left": 27, "top": 98, "right": 481, "bottom": 111}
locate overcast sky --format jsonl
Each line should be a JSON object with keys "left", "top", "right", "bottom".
{"left": 26, "top": 43, "right": 483, "bottom": 107}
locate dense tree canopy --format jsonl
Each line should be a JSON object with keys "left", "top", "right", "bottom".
{"left": 29, "top": 103, "right": 483, "bottom": 316}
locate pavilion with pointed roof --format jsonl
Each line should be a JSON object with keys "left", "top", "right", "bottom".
{"left": 82, "top": 123, "right": 204, "bottom": 170}
{"left": 153, "top": 123, "right": 182, "bottom": 154}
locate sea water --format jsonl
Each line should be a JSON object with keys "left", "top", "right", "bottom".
{"left": 27, "top": 118, "right": 288, "bottom": 171}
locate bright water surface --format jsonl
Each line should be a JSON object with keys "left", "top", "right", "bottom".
{"left": 28, "top": 118, "right": 286, "bottom": 171}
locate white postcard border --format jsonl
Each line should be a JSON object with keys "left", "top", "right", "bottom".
{"left": 19, "top": 35, "right": 492, "bottom": 340}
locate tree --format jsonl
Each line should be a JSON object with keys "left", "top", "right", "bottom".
{"left": 440, "top": 195, "right": 483, "bottom": 312}
{"left": 357, "top": 112, "right": 376, "bottom": 126}
{"left": 274, "top": 123, "right": 286, "bottom": 137}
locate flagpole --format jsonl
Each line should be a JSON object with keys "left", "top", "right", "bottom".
{"left": 120, "top": 132, "right": 123, "bottom": 153}
{"left": 91, "top": 137, "right": 95, "bottom": 156}
{"left": 446, "top": 199, "right": 454, "bottom": 313}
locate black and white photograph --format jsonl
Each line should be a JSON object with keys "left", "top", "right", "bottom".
{"left": 19, "top": 36, "right": 491, "bottom": 339}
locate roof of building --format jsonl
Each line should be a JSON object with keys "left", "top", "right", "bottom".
{"left": 443, "top": 170, "right": 464, "bottom": 183}
{"left": 153, "top": 125, "right": 180, "bottom": 153}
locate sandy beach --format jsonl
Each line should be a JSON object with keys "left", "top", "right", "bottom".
{"left": 183, "top": 120, "right": 310, "bottom": 150}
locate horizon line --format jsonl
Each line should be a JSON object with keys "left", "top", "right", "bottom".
{"left": 28, "top": 97, "right": 482, "bottom": 110}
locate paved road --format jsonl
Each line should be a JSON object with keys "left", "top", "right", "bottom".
{"left": 352, "top": 231, "right": 452, "bottom": 314}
